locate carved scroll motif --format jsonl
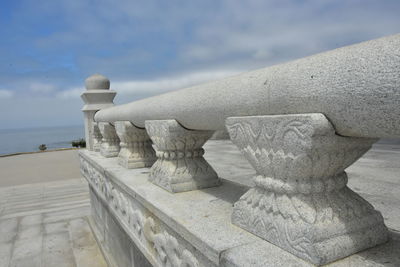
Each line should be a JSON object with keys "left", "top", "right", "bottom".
{"left": 79, "top": 156, "right": 203, "bottom": 267}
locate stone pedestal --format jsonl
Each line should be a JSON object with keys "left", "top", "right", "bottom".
{"left": 93, "top": 123, "right": 102, "bottom": 152}
{"left": 115, "top": 121, "right": 156, "bottom": 169}
{"left": 98, "top": 122, "right": 120, "bottom": 158}
{"left": 81, "top": 74, "right": 116, "bottom": 151}
{"left": 225, "top": 113, "right": 388, "bottom": 266}
{"left": 145, "top": 120, "right": 220, "bottom": 193}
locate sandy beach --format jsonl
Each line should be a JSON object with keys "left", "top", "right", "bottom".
{"left": 0, "top": 150, "right": 82, "bottom": 187}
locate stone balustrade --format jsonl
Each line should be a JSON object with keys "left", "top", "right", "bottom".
{"left": 79, "top": 34, "right": 400, "bottom": 267}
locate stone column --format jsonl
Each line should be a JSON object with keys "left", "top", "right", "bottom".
{"left": 81, "top": 74, "right": 116, "bottom": 151}
{"left": 225, "top": 113, "right": 388, "bottom": 266}
{"left": 115, "top": 121, "right": 156, "bottom": 168}
{"left": 145, "top": 120, "right": 220, "bottom": 193}
{"left": 98, "top": 122, "right": 120, "bottom": 158}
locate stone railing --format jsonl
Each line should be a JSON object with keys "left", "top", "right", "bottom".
{"left": 80, "top": 34, "right": 400, "bottom": 267}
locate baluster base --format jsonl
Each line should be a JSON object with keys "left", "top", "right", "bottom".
{"left": 145, "top": 120, "right": 220, "bottom": 193}
{"left": 115, "top": 121, "right": 156, "bottom": 169}
{"left": 226, "top": 113, "right": 388, "bottom": 266}
{"left": 98, "top": 122, "right": 120, "bottom": 158}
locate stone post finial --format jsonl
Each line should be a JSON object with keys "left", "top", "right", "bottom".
{"left": 81, "top": 74, "right": 116, "bottom": 151}
{"left": 85, "top": 73, "right": 110, "bottom": 90}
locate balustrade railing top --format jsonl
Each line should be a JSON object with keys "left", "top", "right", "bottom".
{"left": 94, "top": 34, "right": 400, "bottom": 139}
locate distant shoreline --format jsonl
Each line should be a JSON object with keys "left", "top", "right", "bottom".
{"left": 0, "top": 125, "right": 84, "bottom": 157}
{"left": 0, "top": 124, "right": 84, "bottom": 132}
{"left": 0, "top": 147, "right": 81, "bottom": 158}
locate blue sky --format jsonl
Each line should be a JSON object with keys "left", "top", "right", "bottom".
{"left": 0, "top": 0, "right": 399, "bottom": 129}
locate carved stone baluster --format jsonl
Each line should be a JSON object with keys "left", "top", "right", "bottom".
{"left": 98, "top": 122, "right": 120, "bottom": 157}
{"left": 115, "top": 121, "right": 156, "bottom": 168}
{"left": 92, "top": 123, "right": 102, "bottom": 152}
{"left": 145, "top": 120, "right": 220, "bottom": 193}
{"left": 226, "top": 113, "right": 388, "bottom": 266}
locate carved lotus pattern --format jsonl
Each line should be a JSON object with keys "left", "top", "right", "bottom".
{"left": 226, "top": 114, "right": 387, "bottom": 265}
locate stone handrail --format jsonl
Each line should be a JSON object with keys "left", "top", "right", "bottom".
{"left": 80, "top": 33, "right": 400, "bottom": 267}
{"left": 94, "top": 34, "right": 400, "bottom": 139}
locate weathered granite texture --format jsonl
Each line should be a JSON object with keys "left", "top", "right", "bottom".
{"left": 95, "top": 34, "right": 400, "bottom": 139}
{"left": 145, "top": 120, "right": 220, "bottom": 192}
{"left": 115, "top": 121, "right": 156, "bottom": 169}
{"left": 225, "top": 114, "right": 388, "bottom": 265}
{"left": 81, "top": 74, "right": 116, "bottom": 151}
{"left": 98, "top": 122, "right": 120, "bottom": 158}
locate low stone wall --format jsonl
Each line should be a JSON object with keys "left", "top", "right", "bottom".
{"left": 80, "top": 150, "right": 217, "bottom": 267}
{"left": 79, "top": 148, "right": 400, "bottom": 267}
{"left": 89, "top": 186, "right": 152, "bottom": 267}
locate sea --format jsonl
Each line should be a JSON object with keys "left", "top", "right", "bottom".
{"left": 0, "top": 125, "right": 85, "bottom": 155}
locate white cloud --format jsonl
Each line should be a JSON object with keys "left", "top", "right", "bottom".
{"left": 56, "top": 87, "right": 82, "bottom": 99}
{"left": 29, "top": 82, "right": 56, "bottom": 94}
{"left": 0, "top": 89, "right": 14, "bottom": 99}
{"left": 180, "top": 1, "right": 400, "bottom": 67}
{"left": 115, "top": 69, "right": 241, "bottom": 96}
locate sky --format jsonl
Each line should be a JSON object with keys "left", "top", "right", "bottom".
{"left": 0, "top": 0, "right": 399, "bottom": 129}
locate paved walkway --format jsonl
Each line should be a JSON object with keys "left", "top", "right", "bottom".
{"left": 0, "top": 179, "right": 107, "bottom": 267}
